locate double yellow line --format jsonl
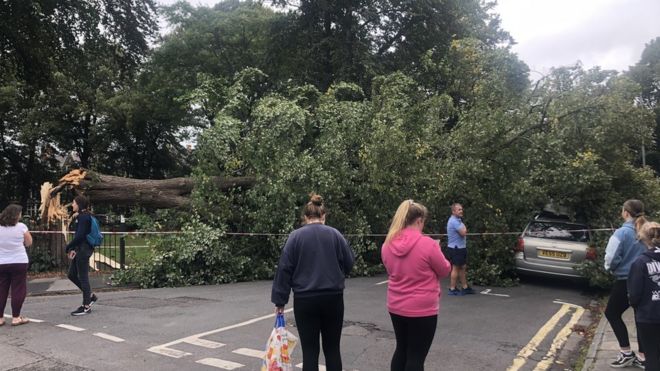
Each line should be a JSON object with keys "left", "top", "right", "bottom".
{"left": 508, "top": 303, "right": 585, "bottom": 371}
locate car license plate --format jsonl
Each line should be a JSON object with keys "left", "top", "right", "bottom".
{"left": 538, "top": 249, "right": 570, "bottom": 260}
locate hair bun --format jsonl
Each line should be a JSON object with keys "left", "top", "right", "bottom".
{"left": 309, "top": 193, "right": 323, "bottom": 206}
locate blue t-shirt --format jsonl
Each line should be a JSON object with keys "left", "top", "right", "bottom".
{"left": 447, "top": 215, "right": 466, "bottom": 249}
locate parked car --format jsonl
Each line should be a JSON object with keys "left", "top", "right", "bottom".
{"left": 514, "top": 215, "right": 596, "bottom": 279}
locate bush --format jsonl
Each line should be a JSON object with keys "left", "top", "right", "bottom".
{"left": 468, "top": 235, "right": 518, "bottom": 287}
{"left": 112, "top": 217, "right": 252, "bottom": 288}
{"left": 27, "top": 247, "right": 56, "bottom": 273}
{"left": 575, "top": 231, "right": 615, "bottom": 289}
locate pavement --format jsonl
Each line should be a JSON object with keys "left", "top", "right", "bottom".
{"left": 582, "top": 305, "right": 642, "bottom": 370}
{"left": 26, "top": 272, "right": 116, "bottom": 297}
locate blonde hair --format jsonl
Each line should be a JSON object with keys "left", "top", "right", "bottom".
{"left": 623, "top": 199, "right": 647, "bottom": 232}
{"left": 638, "top": 221, "right": 660, "bottom": 248}
{"left": 302, "top": 193, "right": 326, "bottom": 220}
{"left": 385, "top": 199, "right": 428, "bottom": 244}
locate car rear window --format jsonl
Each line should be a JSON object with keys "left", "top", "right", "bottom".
{"left": 524, "top": 221, "right": 590, "bottom": 242}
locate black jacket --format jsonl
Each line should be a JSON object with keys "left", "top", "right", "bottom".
{"left": 271, "top": 223, "right": 355, "bottom": 307}
{"left": 628, "top": 247, "right": 660, "bottom": 324}
{"left": 65, "top": 212, "right": 92, "bottom": 253}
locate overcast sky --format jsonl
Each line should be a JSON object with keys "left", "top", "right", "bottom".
{"left": 494, "top": 0, "right": 660, "bottom": 75}
{"left": 158, "top": 0, "right": 660, "bottom": 74}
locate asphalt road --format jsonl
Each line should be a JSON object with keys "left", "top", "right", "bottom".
{"left": 1, "top": 275, "right": 595, "bottom": 371}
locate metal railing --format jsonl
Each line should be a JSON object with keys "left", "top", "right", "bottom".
{"left": 27, "top": 230, "right": 183, "bottom": 274}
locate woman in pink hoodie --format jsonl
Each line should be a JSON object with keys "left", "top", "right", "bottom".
{"left": 381, "top": 199, "right": 452, "bottom": 371}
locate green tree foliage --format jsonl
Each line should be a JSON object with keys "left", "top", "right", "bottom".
{"left": 0, "top": 0, "right": 159, "bottom": 204}
{"left": 3, "top": 0, "right": 659, "bottom": 289}
{"left": 629, "top": 37, "right": 660, "bottom": 172}
{"left": 0, "top": 0, "right": 157, "bottom": 88}
{"left": 119, "top": 60, "right": 659, "bottom": 288}
{"left": 113, "top": 1, "right": 660, "bottom": 288}
{"left": 268, "top": 0, "right": 512, "bottom": 91}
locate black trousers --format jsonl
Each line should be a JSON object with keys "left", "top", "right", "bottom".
{"left": 605, "top": 279, "right": 643, "bottom": 352}
{"left": 638, "top": 323, "right": 660, "bottom": 371}
{"left": 293, "top": 293, "right": 344, "bottom": 371}
{"left": 68, "top": 243, "right": 93, "bottom": 306}
{"left": 389, "top": 312, "right": 437, "bottom": 371}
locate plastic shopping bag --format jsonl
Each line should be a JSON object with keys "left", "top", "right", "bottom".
{"left": 262, "top": 313, "right": 298, "bottom": 371}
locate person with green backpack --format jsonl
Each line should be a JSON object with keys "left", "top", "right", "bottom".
{"left": 65, "top": 195, "right": 100, "bottom": 316}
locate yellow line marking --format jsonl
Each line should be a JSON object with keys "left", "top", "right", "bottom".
{"left": 507, "top": 304, "right": 571, "bottom": 371}
{"left": 534, "top": 306, "right": 585, "bottom": 370}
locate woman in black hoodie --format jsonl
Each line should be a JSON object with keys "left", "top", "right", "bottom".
{"left": 629, "top": 221, "right": 660, "bottom": 371}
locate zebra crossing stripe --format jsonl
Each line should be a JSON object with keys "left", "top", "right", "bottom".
{"left": 183, "top": 338, "right": 225, "bottom": 348}
{"left": 196, "top": 357, "right": 244, "bottom": 370}
{"left": 232, "top": 348, "right": 264, "bottom": 359}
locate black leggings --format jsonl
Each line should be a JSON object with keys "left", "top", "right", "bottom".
{"left": 638, "top": 323, "right": 660, "bottom": 371}
{"left": 68, "top": 243, "right": 93, "bottom": 306}
{"left": 293, "top": 293, "right": 344, "bottom": 371}
{"left": 389, "top": 313, "right": 437, "bottom": 371}
{"left": 605, "top": 279, "right": 643, "bottom": 352}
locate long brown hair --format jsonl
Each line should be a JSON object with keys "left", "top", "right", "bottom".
{"left": 623, "top": 199, "right": 647, "bottom": 232}
{"left": 0, "top": 204, "right": 22, "bottom": 227}
{"left": 639, "top": 221, "right": 660, "bottom": 248}
{"left": 385, "top": 200, "right": 428, "bottom": 245}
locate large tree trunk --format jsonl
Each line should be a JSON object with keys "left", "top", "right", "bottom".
{"left": 49, "top": 170, "right": 256, "bottom": 209}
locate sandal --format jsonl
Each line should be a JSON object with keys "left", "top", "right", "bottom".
{"left": 11, "top": 316, "right": 29, "bottom": 326}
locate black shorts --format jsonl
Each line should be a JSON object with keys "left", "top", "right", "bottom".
{"left": 446, "top": 248, "right": 467, "bottom": 266}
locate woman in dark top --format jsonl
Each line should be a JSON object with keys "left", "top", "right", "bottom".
{"left": 66, "top": 195, "right": 98, "bottom": 316}
{"left": 271, "top": 193, "right": 355, "bottom": 371}
{"left": 629, "top": 222, "right": 660, "bottom": 371}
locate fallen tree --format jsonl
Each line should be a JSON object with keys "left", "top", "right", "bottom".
{"left": 44, "top": 169, "right": 256, "bottom": 211}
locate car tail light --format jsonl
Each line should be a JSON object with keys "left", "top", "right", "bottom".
{"left": 585, "top": 246, "right": 597, "bottom": 260}
{"left": 514, "top": 237, "right": 524, "bottom": 252}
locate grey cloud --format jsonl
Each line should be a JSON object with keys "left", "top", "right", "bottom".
{"left": 513, "top": 0, "right": 660, "bottom": 71}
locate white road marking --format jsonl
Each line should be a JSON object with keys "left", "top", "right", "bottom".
{"left": 3, "top": 313, "right": 44, "bottom": 322}
{"left": 149, "top": 347, "right": 191, "bottom": 358}
{"left": 56, "top": 324, "right": 85, "bottom": 332}
{"left": 147, "top": 308, "right": 294, "bottom": 358}
{"left": 480, "top": 289, "right": 510, "bottom": 297}
{"left": 375, "top": 280, "right": 389, "bottom": 285}
{"left": 296, "top": 363, "right": 327, "bottom": 370}
{"left": 196, "top": 358, "right": 244, "bottom": 369}
{"left": 232, "top": 348, "right": 265, "bottom": 359}
{"left": 534, "top": 305, "right": 585, "bottom": 370}
{"left": 93, "top": 332, "right": 125, "bottom": 343}
{"left": 183, "top": 338, "right": 225, "bottom": 348}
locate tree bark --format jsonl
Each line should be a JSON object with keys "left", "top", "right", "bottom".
{"left": 51, "top": 170, "right": 256, "bottom": 209}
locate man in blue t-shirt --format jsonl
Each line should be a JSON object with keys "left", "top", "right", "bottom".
{"left": 446, "top": 203, "right": 474, "bottom": 296}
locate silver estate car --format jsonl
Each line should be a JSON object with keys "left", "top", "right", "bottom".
{"left": 514, "top": 217, "right": 596, "bottom": 278}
